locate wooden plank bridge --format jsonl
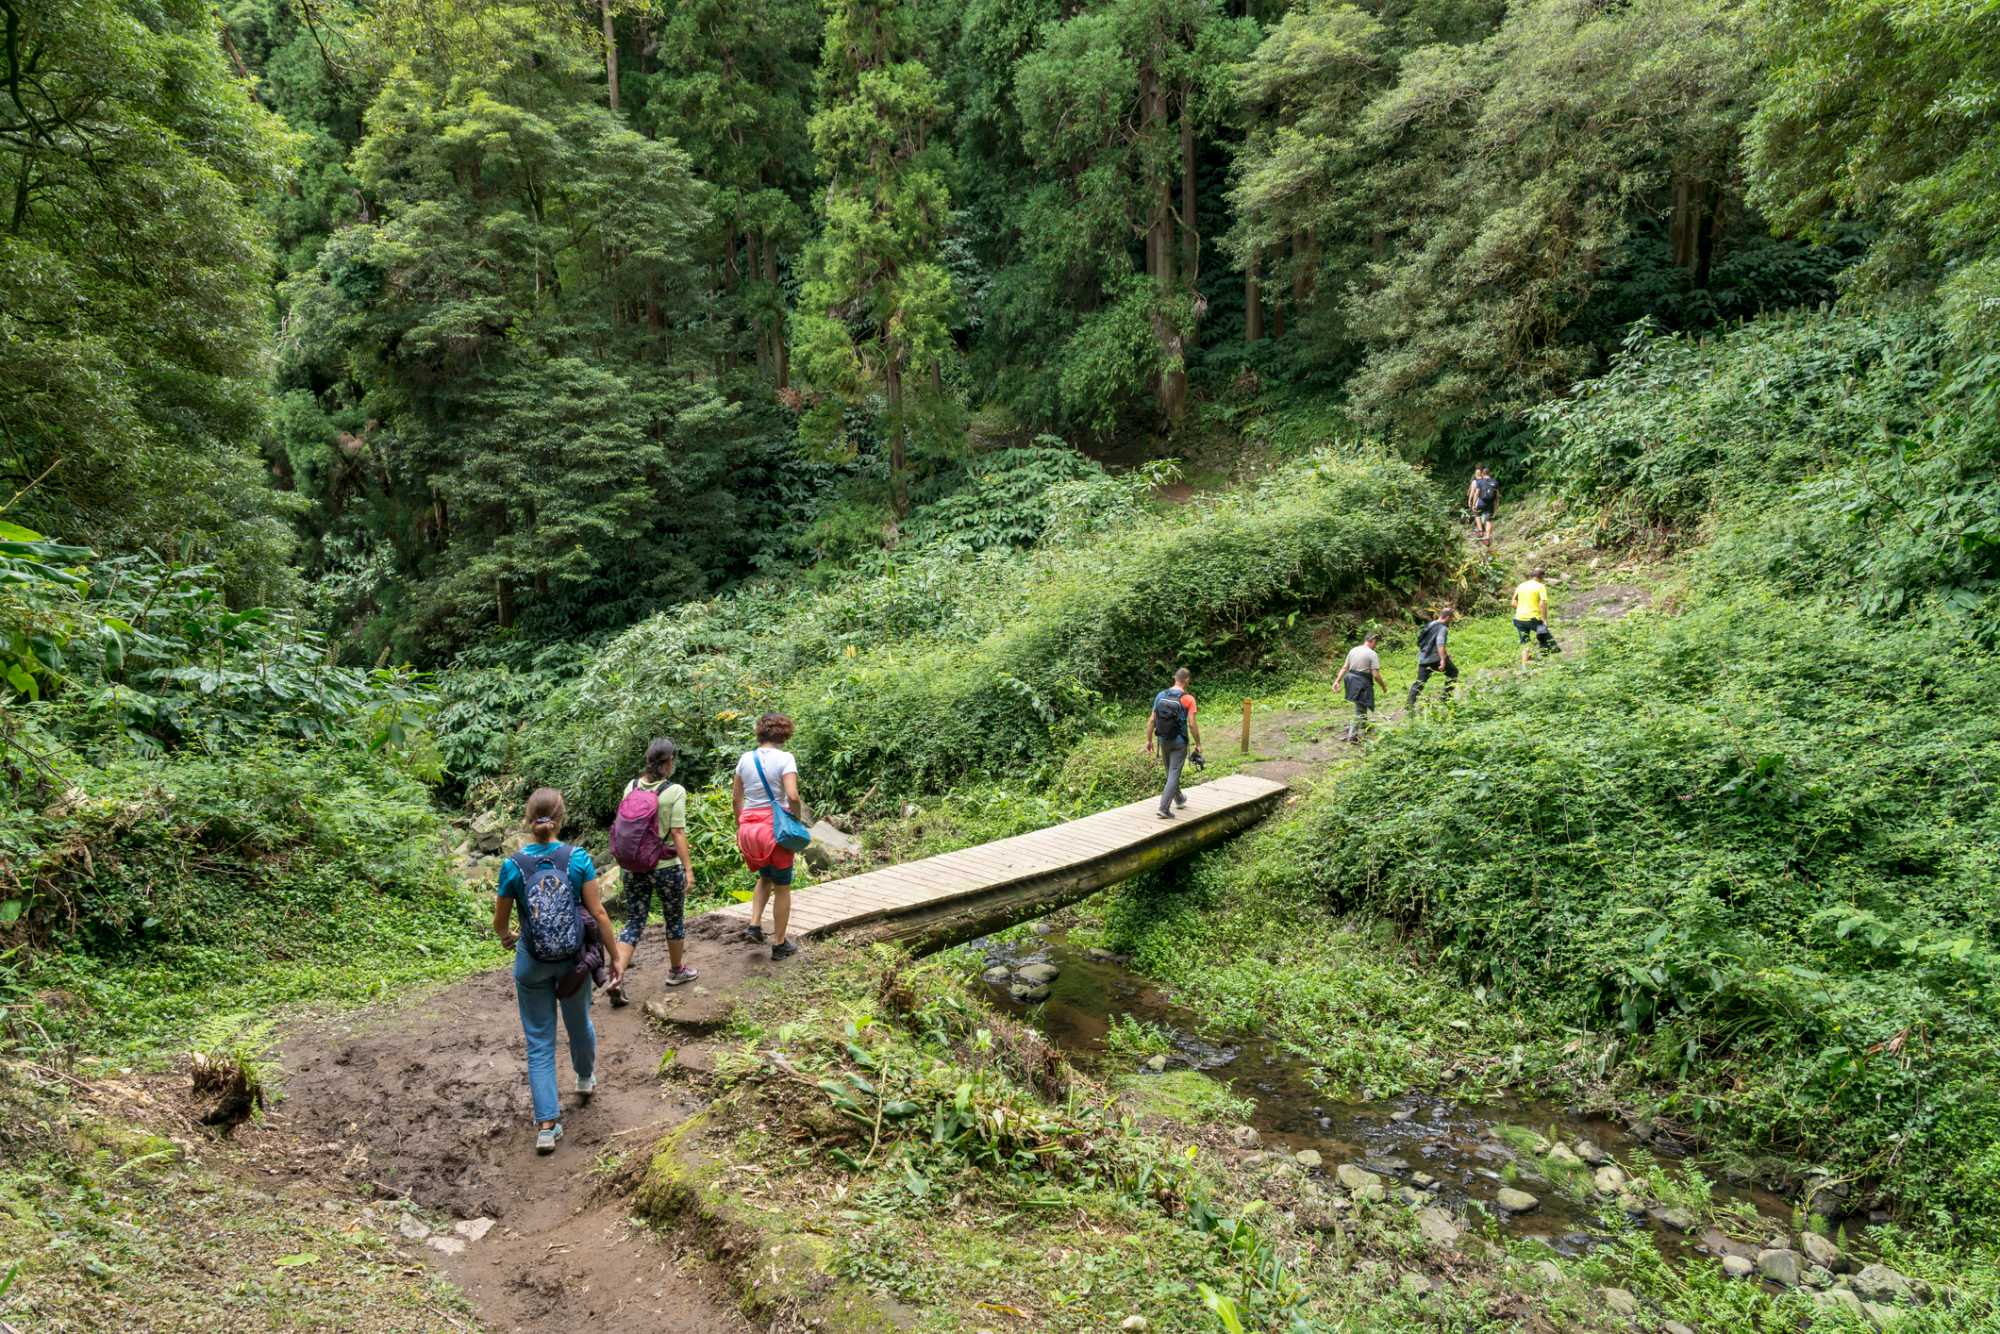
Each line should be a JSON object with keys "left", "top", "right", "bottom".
{"left": 713, "top": 773, "right": 1289, "bottom": 951}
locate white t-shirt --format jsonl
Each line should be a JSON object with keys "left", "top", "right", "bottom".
{"left": 1341, "top": 645, "right": 1381, "bottom": 676}
{"left": 736, "top": 746, "right": 798, "bottom": 811}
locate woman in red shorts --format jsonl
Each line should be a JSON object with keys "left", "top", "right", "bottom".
{"left": 731, "top": 712, "right": 804, "bottom": 960}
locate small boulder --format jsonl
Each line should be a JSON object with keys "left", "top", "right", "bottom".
{"left": 1662, "top": 1324, "right": 1694, "bottom": 1334}
{"left": 1495, "top": 1187, "right": 1539, "bottom": 1214}
{"left": 1412, "top": 1171, "right": 1439, "bottom": 1190}
{"left": 1294, "top": 1149, "right": 1323, "bottom": 1170}
{"left": 469, "top": 811, "right": 507, "bottom": 853}
{"left": 1616, "top": 1194, "right": 1649, "bottom": 1220}
{"left": 1532, "top": 1260, "right": 1564, "bottom": 1285}
{"left": 1015, "top": 962, "right": 1060, "bottom": 985}
{"left": 1574, "top": 1138, "right": 1611, "bottom": 1166}
{"left": 452, "top": 1217, "right": 494, "bottom": 1243}
{"left": 426, "top": 1235, "right": 467, "bottom": 1257}
{"left": 1595, "top": 1286, "right": 1639, "bottom": 1319}
{"left": 1864, "top": 1302, "right": 1908, "bottom": 1329}
{"left": 1547, "top": 1144, "right": 1584, "bottom": 1169}
{"left": 1649, "top": 1206, "right": 1697, "bottom": 1234}
{"left": 1400, "top": 1271, "right": 1434, "bottom": 1297}
{"left": 1335, "top": 1164, "right": 1382, "bottom": 1192}
{"left": 1390, "top": 1109, "right": 1414, "bottom": 1122}
{"left": 1592, "top": 1165, "right": 1627, "bottom": 1195}
{"left": 397, "top": 1217, "right": 431, "bottom": 1241}
{"left": 1852, "top": 1264, "right": 1911, "bottom": 1303}
{"left": 1120, "top": 1319, "right": 1148, "bottom": 1333}
{"left": 1721, "top": 1255, "right": 1756, "bottom": 1279}
{"left": 801, "top": 821, "right": 861, "bottom": 871}
{"left": 1030, "top": 921, "right": 1054, "bottom": 936}
{"left": 1800, "top": 1232, "right": 1844, "bottom": 1273}
{"left": 1227, "top": 1125, "right": 1261, "bottom": 1149}
{"left": 1010, "top": 981, "right": 1052, "bottom": 1003}
{"left": 1142, "top": 1052, "right": 1167, "bottom": 1071}
{"left": 981, "top": 966, "right": 1012, "bottom": 985}
{"left": 1814, "top": 1290, "right": 1867, "bottom": 1320}
{"left": 1757, "top": 1248, "right": 1804, "bottom": 1287}
{"left": 1416, "top": 1206, "right": 1461, "bottom": 1246}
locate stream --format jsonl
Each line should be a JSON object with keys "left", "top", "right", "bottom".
{"left": 974, "top": 926, "right": 1871, "bottom": 1267}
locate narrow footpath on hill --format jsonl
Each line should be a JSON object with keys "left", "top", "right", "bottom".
{"left": 262, "top": 515, "right": 1662, "bottom": 1331}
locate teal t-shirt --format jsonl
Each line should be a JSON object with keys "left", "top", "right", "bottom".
{"left": 496, "top": 842, "right": 596, "bottom": 904}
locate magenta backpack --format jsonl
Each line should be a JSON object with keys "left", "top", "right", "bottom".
{"left": 609, "top": 784, "right": 669, "bottom": 873}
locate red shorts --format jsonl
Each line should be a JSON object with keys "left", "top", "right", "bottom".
{"left": 736, "top": 808, "right": 795, "bottom": 884}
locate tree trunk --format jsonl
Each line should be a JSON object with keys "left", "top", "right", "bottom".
{"left": 1669, "top": 178, "right": 1694, "bottom": 270}
{"left": 1180, "top": 100, "right": 1198, "bottom": 279}
{"left": 1696, "top": 191, "right": 1724, "bottom": 289}
{"left": 886, "top": 356, "right": 909, "bottom": 517}
{"left": 601, "top": 0, "right": 620, "bottom": 111}
{"left": 496, "top": 577, "right": 515, "bottom": 629}
{"left": 764, "top": 241, "right": 788, "bottom": 388}
{"left": 1245, "top": 247, "right": 1263, "bottom": 343}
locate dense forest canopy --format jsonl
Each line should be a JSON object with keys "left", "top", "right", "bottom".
{"left": 9, "top": 0, "right": 1991, "bottom": 668}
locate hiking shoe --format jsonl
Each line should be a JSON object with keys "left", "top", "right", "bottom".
{"left": 1157, "top": 809, "right": 1175, "bottom": 820}
{"left": 1175, "top": 794, "right": 1188, "bottom": 808}
{"left": 742, "top": 925, "right": 766, "bottom": 943}
{"left": 663, "top": 965, "right": 699, "bottom": 987}
{"left": 770, "top": 940, "right": 798, "bottom": 961}
{"left": 606, "top": 984, "right": 629, "bottom": 1008}
{"left": 535, "top": 1123, "right": 564, "bottom": 1154}
{"left": 577, "top": 1074, "right": 596, "bottom": 1100}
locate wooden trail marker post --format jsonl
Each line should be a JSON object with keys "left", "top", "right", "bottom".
{"left": 1241, "top": 698, "right": 1252, "bottom": 754}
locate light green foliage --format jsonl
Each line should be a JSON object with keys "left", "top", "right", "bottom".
{"left": 792, "top": 0, "right": 961, "bottom": 513}
{"left": 1748, "top": 0, "right": 2000, "bottom": 328}
{"left": 513, "top": 454, "right": 1452, "bottom": 816}
{"left": 0, "top": 0, "right": 298, "bottom": 599}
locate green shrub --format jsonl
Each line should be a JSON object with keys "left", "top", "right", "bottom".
{"left": 1285, "top": 594, "right": 2000, "bottom": 1230}
{"left": 515, "top": 454, "right": 1456, "bottom": 816}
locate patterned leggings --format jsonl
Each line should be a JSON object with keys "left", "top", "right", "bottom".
{"left": 618, "top": 863, "right": 687, "bottom": 946}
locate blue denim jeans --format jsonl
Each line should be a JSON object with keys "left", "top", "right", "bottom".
{"left": 513, "top": 946, "right": 595, "bottom": 1124}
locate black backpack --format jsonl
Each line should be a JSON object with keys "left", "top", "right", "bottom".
{"left": 1152, "top": 688, "right": 1188, "bottom": 746}
{"left": 1417, "top": 620, "right": 1448, "bottom": 664}
{"left": 1473, "top": 476, "right": 1497, "bottom": 505}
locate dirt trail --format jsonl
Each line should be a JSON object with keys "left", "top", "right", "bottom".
{"left": 267, "top": 919, "right": 783, "bottom": 1333}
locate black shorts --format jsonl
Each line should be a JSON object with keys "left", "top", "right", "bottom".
{"left": 1474, "top": 502, "right": 1495, "bottom": 518}
{"left": 1514, "top": 617, "right": 1547, "bottom": 643}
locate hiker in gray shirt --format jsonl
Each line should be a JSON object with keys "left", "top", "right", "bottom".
{"left": 1339, "top": 634, "right": 1387, "bottom": 742}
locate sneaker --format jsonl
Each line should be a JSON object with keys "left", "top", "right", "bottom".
{"left": 535, "top": 1123, "right": 564, "bottom": 1154}
{"left": 770, "top": 940, "right": 798, "bottom": 961}
{"left": 663, "top": 964, "right": 699, "bottom": 986}
{"left": 577, "top": 1074, "right": 596, "bottom": 1100}
{"left": 607, "top": 984, "right": 629, "bottom": 1008}
{"left": 1157, "top": 809, "right": 1175, "bottom": 820}
{"left": 1175, "top": 794, "right": 1188, "bottom": 808}
{"left": 742, "top": 925, "right": 766, "bottom": 944}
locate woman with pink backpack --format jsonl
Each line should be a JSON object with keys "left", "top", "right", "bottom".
{"left": 605, "top": 737, "right": 697, "bottom": 1005}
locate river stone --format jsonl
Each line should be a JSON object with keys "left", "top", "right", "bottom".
{"left": 1228, "top": 1125, "right": 1261, "bottom": 1149}
{"left": 469, "top": 810, "right": 506, "bottom": 853}
{"left": 1416, "top": 1206, "right": 1460, "bottom": 1246}
{"left": 1390, "top": 1108, "right": 1414, "bottom": 1122}
{"left": 1143, "top": 1053, "right": 1168, "bottom": 1071}
{"left": 1800, "top": 1232, "right": 1843, "bottom": 1273}
{"left": 1400, "top": 1271, "right": 1433, "bottom": 1296}
{"left": 802, "top": 820, "right": 860, "bottom": 870}
{"left": 1030, "top": 921, "right": 1054, "bottom": 936}
{"left": 1596, "top": 1286, "right": 1640, "bottom": 1319}
{"left": 1649, "top": 1206, "right": 1697, "bottom": 1233}
{"left": 1574, "top": 1138, "right": 1611, "bottom": 1166}
{"left": 1294, "top": 1149, "right": 1323, "bottom": 1169}
{"left": 1592, "top": 1165, "right": 1627, "bottom": 1195}
{"left": 1815, "top": 1289, "right": 1867, "bottom": 1320}
{"left": 1662, "top": 1324, "right": 1694, "bottom": 1334}
{"left": 1015, "top": 962, "right": 1060, "bottom": 985}
{"left": 1010, "top": 981, "right": 1052, "bottom": 1003}
{"left": 1335, "top": 1164, "right": 1382, "bottom": 1192}
{"left": 1412, "top": 1171, "right": 1439, "bottom": 1190}
{"left": 1495, "top": 1188, "right": 1539, "bottom": 1214}
{"left": 1757, "top": 1248, "right": 1804, "bottom": 1287}
{"left": 1865, "top": 1302, "right": 1908, "bottom": 1329}
{"left": 1721, "top": 1255, "right": 1756, "bottom": 1279}
{"left": 1616, "top": 1194, "right": 1648, "bottom": 1220}
{"left": 1395, "top": 1186, "right": 1425, "bottom": 1206}
{"left": 1547, "top": 1144, "right": 1584, "bottom": 1169}
{"left": 1121, "top": 1318, "right": 1148, "bottom": 1333}
{"left": 1852, "top": 1264, "right": 1911, "bottom": 1302}
{"left": 981, "top": 966, "right": 1012, "bottom": 985}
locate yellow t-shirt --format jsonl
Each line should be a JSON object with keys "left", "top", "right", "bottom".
{"left": 1513, "top": 579, "right": 1548, "bottom": 622}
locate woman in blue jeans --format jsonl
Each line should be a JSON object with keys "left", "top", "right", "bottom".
{"left": 493, "top": 788, "right": 623, "bottom": 1154}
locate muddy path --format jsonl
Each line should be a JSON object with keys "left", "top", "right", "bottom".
{"left": 265, "top": 917, "right": 782, "bottom": 1333}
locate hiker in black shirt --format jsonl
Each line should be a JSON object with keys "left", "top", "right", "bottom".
{"left": 1467, "top": 466, "right": 1497, "bottom": 545}
{"left": 1406, "top": 607, "right": 1458, "bottom": 709}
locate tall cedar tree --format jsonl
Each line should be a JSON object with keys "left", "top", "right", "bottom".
{"left": 792, "top": 0, "right": 960, "bottom": 516}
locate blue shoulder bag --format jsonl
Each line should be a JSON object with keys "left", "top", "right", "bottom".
{"left": 753, "top": 753, "right": 814, "bottom": 853}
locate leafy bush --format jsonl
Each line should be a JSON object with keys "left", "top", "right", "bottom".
{"left": 1284, "top": 595, "right": 2000, "bottom": 1230}
{"left": 513, "top": 455, "right": 1455, "bottom": 815}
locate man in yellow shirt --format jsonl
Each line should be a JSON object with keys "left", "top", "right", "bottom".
{"left": 1512, "top": 568, "right": 1561, "bottom": 664}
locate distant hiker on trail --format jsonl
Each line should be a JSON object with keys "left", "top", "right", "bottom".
{"left": 1339, "top": 633, "right": 1387, "bottom": 743}
{"left": 1144, "top": 667, "right": 1202, "bottom": 819}
{"left": 1405, "top": 607, "right": 1458, "bottom": 709}
{"left": 1468, "top": 466, "right": 1497, "bottom": 545}
{"left": 1513, "top": 568, "right": 1561, "bottom": 664}
{"left": 606, "top": 737, "right": 696, "bottom": 1006}
{"left": 734, "top": 713, "right": 803, "bottom": 961}
{"left": 494, "top": 787, "right": 622, "bottom": 1155}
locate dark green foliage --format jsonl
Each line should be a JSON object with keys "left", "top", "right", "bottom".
{"left": 1, "top": 0, "right": 297, "bottom": 599}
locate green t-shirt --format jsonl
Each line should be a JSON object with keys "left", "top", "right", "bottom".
{"left": 624, "top": 777, "right": 687, "bottom": 839}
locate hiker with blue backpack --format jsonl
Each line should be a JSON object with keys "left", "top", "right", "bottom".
{"left": 1144, "top": 667, "right": 1203, "bottom": 819}
{"left": 605, "top": 737, "right": 697, "bottom": 1006}
{"left": 493, "top": 787, "right": 622, "bottom": 1154}
{"left": 733, "top": 712, "right": 809, "bottom": 961}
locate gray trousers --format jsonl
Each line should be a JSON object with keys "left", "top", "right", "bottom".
{"left": 1159, "top": 743, "right": 1188, "bottom": 813}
